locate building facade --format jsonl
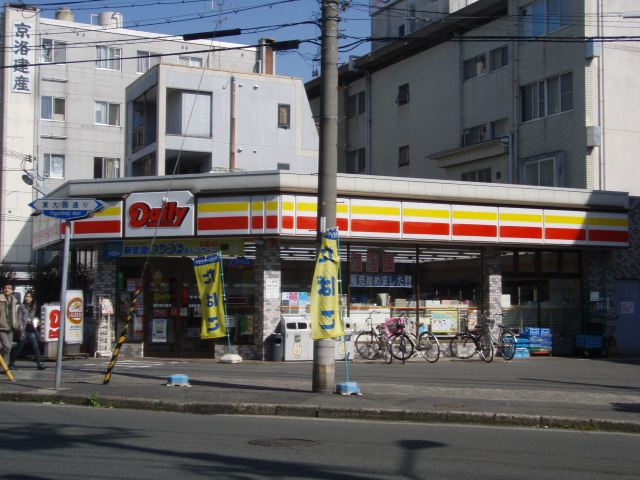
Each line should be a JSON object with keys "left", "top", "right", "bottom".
{"left": 0, "top": 4, "right": 273, "bottom": 281}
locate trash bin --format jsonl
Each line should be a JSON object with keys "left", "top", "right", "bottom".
{"left": 271, "top": 333, "right": 284, "bottom": 361}
{"left": 281, "top": 315, "right": 312, "bottom": 361}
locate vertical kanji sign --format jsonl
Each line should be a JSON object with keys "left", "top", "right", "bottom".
{"left": 12, "top": 21, "right": 34, "bottom": 94}
{"left": 311, "top": 228, "right": 345, "bottom": 340}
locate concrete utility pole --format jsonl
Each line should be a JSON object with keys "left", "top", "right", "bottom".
{"left": 312, "top": 0, "right": 340, "bottom": 394}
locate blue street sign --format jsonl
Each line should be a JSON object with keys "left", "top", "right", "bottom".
{"left": 29, "top": 198, "right": 104, "bottom": 220}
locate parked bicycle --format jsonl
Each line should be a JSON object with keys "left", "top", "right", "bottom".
{"left": 387, "top": 315, "right": 441, "bottom": 364}
{"left": 482, "top": 311, "right": 517, "bottom": 360}
{"left": 354, "top": 311, "right": 393, "bottom": 364}
{"left": 449, "top": 312, "right": 493, "bottom": 362}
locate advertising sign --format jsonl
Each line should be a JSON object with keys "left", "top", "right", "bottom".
{"left": 41, "top": 304, "right": 61, "bottom": 342}
{"left": 124, "top": 191, "right": 194, "bottom": 238}
{"left": 65, "top": 290, "right": 84, "bottom": 344}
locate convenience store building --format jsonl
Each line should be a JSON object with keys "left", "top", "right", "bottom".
{"left": 32, "top": 171, "right": 640, "bottom": 358}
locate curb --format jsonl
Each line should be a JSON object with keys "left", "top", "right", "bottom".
{"left": 2, "top": 391, "right": 639, "bottom": 434}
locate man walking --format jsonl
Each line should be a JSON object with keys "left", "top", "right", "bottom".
{"left": 0, "top": 283, "right": 19, "bottom": 368}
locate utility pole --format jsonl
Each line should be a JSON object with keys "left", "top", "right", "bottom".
{"left": 312, "top": 0, "right": 340, "bottom": 394}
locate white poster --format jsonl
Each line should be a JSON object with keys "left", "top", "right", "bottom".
{"left": 65, "top": 290, "right": 84, "bottom": 345}
{"left": 152, "top": 319, "right": 167, "bottom": 342}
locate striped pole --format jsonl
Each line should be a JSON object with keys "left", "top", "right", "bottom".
{"left": 0, "top": 355, "right": 15, "bottom": 381}
{"left": 103, "top": 287, "right": 141, "bottom": 384}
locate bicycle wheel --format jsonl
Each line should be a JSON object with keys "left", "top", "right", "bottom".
{"left": 382, "top": 341, "right": 393, "bottom": 364}
{"left": 449, "top": 333, "right": 475, "bottom": 359}
{"left": 478, "top": 333, "right": 494, "bottom": 363}
{"left": 355, "top": 331, "right": 382, "bottom": 360}
{"left": 499, "top": 330, "right": 516, "bottom": 360}
{"left": 417, "top": 331, "right": 440, "bottom": 363}
{"left": 389, "top": 333, "right": 414, "bottom": 361}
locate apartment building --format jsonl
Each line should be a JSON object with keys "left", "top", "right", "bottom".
{"left": 0, "top": 3, "right": 276, "bottom": 281}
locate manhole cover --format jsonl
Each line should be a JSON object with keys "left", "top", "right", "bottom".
{"left": 249, "top": 438, "right": 319, "bottom": 447}
{"left": 434, "top": 404, "right": 466, "bottom": 408}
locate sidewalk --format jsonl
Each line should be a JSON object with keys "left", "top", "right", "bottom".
{"left": 1, "top": 355, "right": 639, "bottom": 433}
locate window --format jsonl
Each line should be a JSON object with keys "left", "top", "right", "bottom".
{"left": 490, "top": 46, "right": 508, "bottom": 71}
{"left": 346, "top": 148, "right": 366, "bottom": 173}
{"left": 132, "top": 154, "right": 156, "bottom": 177}
{"left": 137, "top": 51, "right": 160, "bottom": 73}
{"left": 463, "top": 55, "right": 487, "bottom": 81}
{"left": 41, "top": 97, "right": 66, "bottom": 121}
{"left": 179, "top": 56, "right": 203, "bottom": 67}
{"left": 520, "top": 0, "right": 572, "bottom": 39}
{"left": 521, "top": 72, "right": 572, "bottom": 122}
{"left": 523, "top": 157, "right": 556, "bottom": 186}
{"left": 95, "top": 101, "right": 120, "bottom": 126}
{"left": 43, "top": 154, "right": 64, "bottom": 179}
{"left": 490, "top": 118, "right": 509, "bottom": 139}
{"left": 399, "top": 145, "right": 410, "bottom": 167}
{"left": 348, "top": 91, "right": 365, "bottom": 117}
{"left": 463, "top": 124, "right": 486, "bottom": 146}
{"left": 278, "top": 104, "right": 290, "bottom": 129}
{"left": 94, "top": 157, "right": 120, "bottom": 179}
{"left": 277, "top": 163, "right": 290, "bottom": 170}
{"left": 96, "top": 46, "right": 122, "bottom": 71}
{"left": 396, "top": 84, "right": 409, "bottom": 105}
{"left": 42, "top": 39, "right": 66, "bottom": 63}
{"left": 462, "top": 168, "right": 492, "bottom": 183}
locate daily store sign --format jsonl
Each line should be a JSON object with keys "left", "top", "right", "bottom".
{"left": 125, "top": 191, "right": 194, "bottom": 237}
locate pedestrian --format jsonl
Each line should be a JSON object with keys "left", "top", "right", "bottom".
{"left": 9, "top": 290, "right": 46, "bottom": 370}
{"left": 0, "top": 283, "right": 19, "bottom": 369}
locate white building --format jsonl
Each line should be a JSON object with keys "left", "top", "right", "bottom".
{"left": 308, "top": 0, "right": 640, "bottom": 195}
{"left": 0, "top": 3, "right": 306, "bottom": 281}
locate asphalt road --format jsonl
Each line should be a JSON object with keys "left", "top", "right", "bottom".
{"left": 2, "top": 403, "right": 639, "bottom": 479}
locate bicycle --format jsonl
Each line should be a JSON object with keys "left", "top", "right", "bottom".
{"left": 482, "top": 311, "right": 517, "bottom": 361}
{"left": 449, "top": 313, "right": 493, "bottom": 362}
{"left": 354, "top": 311, "right": 393, "bottom": 364}
{"left": 387, "top": 315, "right": 440, "bottom": 364}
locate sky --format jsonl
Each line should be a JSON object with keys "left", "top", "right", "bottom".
{"left": 36, "top": 0, "right": 373, "bottom": 82}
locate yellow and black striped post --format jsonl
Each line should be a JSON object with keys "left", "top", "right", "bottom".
{"left": 0, "top": 355, "right": 15, "bottom": 381}
{"left": 103, "top": 287, "right": 140, "bottom": 385}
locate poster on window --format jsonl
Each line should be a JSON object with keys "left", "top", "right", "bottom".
{"left": 367, "top": 253, "right": 379, "bottom": 272}
{"left": 152, "top": 318, "right": 167, "bottom": 342}
{"left": 351, "top": 253, "right": 363, "bottom": 272}
{"left": 383, "top": 254, "right": 395, "bottom": 272}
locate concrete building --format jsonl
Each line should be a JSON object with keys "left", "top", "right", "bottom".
{"left": 0, "top": 3, "right": 276, "bottom": 282}
{"left": 308, "top": 0, "right": 640, "bottom": 195}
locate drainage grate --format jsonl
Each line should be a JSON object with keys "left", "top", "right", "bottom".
{"left": 249, "top": 438, "right": 319, "bottom": 447}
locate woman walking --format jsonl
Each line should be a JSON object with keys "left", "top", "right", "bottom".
{"left": 9, "top": 290, "right": 46, "bottom": 370}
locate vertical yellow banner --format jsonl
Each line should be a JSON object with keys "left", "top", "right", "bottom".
{"left": 193, "top": 253, "right": 227, "bottom": 339}
{"left": 311, "top": 228, "right": 345, "bottom": 339}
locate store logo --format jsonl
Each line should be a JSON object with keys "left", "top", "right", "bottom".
{"left": 67, "top": 297, "right": 83, "bottom": 325}
{"left": 128, "top": 201, "right": 190, "bottom": 229}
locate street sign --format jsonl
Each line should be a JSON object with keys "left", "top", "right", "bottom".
{"left": 29, "top": 198, "right": 104, "bottom": 220}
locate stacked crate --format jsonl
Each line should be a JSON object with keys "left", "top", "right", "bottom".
{"left": 520, "top": 328, "right": 553, "bottom": 356}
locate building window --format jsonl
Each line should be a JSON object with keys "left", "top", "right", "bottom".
{"left": 463, "top": 124, "right": 487, "bottom": 146}
{"left": 399, "top": 145, "right": 410, "bottom": 167}
{"left": 348, "top": 91, "right": 365, "bottom": 117}
{"left": 132, "top": 154, "right": 156, "bottom": 177}
{"left": 43, "top": 154, "right": 64, "bottom": 179}
{"left": 42, "top": 39, "right": 66, "bottom": 63}
{"left": 96, "top": 46, "right": 122, "bottom": 71}
{"left": 277, "top": 163, "right": 290, "bottom": 170}
{"left": 95, "top": 101, "right": 121, "bottom": 126}
{"left": 41, "top": 97, "right": 66, "bottom": 121}
{"left": 463, "top": 55, "right": 487, "bottom": 81}
{"left": 462, "top": 168, "right": 492, "bottom": 183}
{"left": 520, "top": 0, "right": 572, "bottom": 39}
{"left": 521, "top": 72, "right": 572, "bottom": 122}
{"left": 347, "top": 148, "right": 366, "bottom": 173}
{"left": 94, "top": 157, "right": 120, "bottom": 179}
{"left": 137, "top": 51, "right": 160, "bottom": 73}
{"left": 179, "top": 56, "right": 204, "bottom": 67}
{"left": 278, "top": 104, "right": 290, "bottom": 128}
{"left": 396, "top": 84, "right": 410, "bottom": 105}
{"left": 523, "top": 157, "right": 556, "bottom": 186}
{"left": 490, "top": 46, "right": 508, "bottom": 71}
{"left": 490, "top": 118, "right": 509, "bottom": 139}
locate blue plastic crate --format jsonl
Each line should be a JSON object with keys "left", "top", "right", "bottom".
{"left": 514, "top": 348, "right": 530, "bottom": 358}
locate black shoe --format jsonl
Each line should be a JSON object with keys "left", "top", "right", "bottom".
{"left": 37, "top": 363, "right": 47, "bottom": 370}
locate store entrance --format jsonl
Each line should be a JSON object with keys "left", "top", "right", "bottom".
{"left": 144, "top": 258, "right": 215, "bottom": 358}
